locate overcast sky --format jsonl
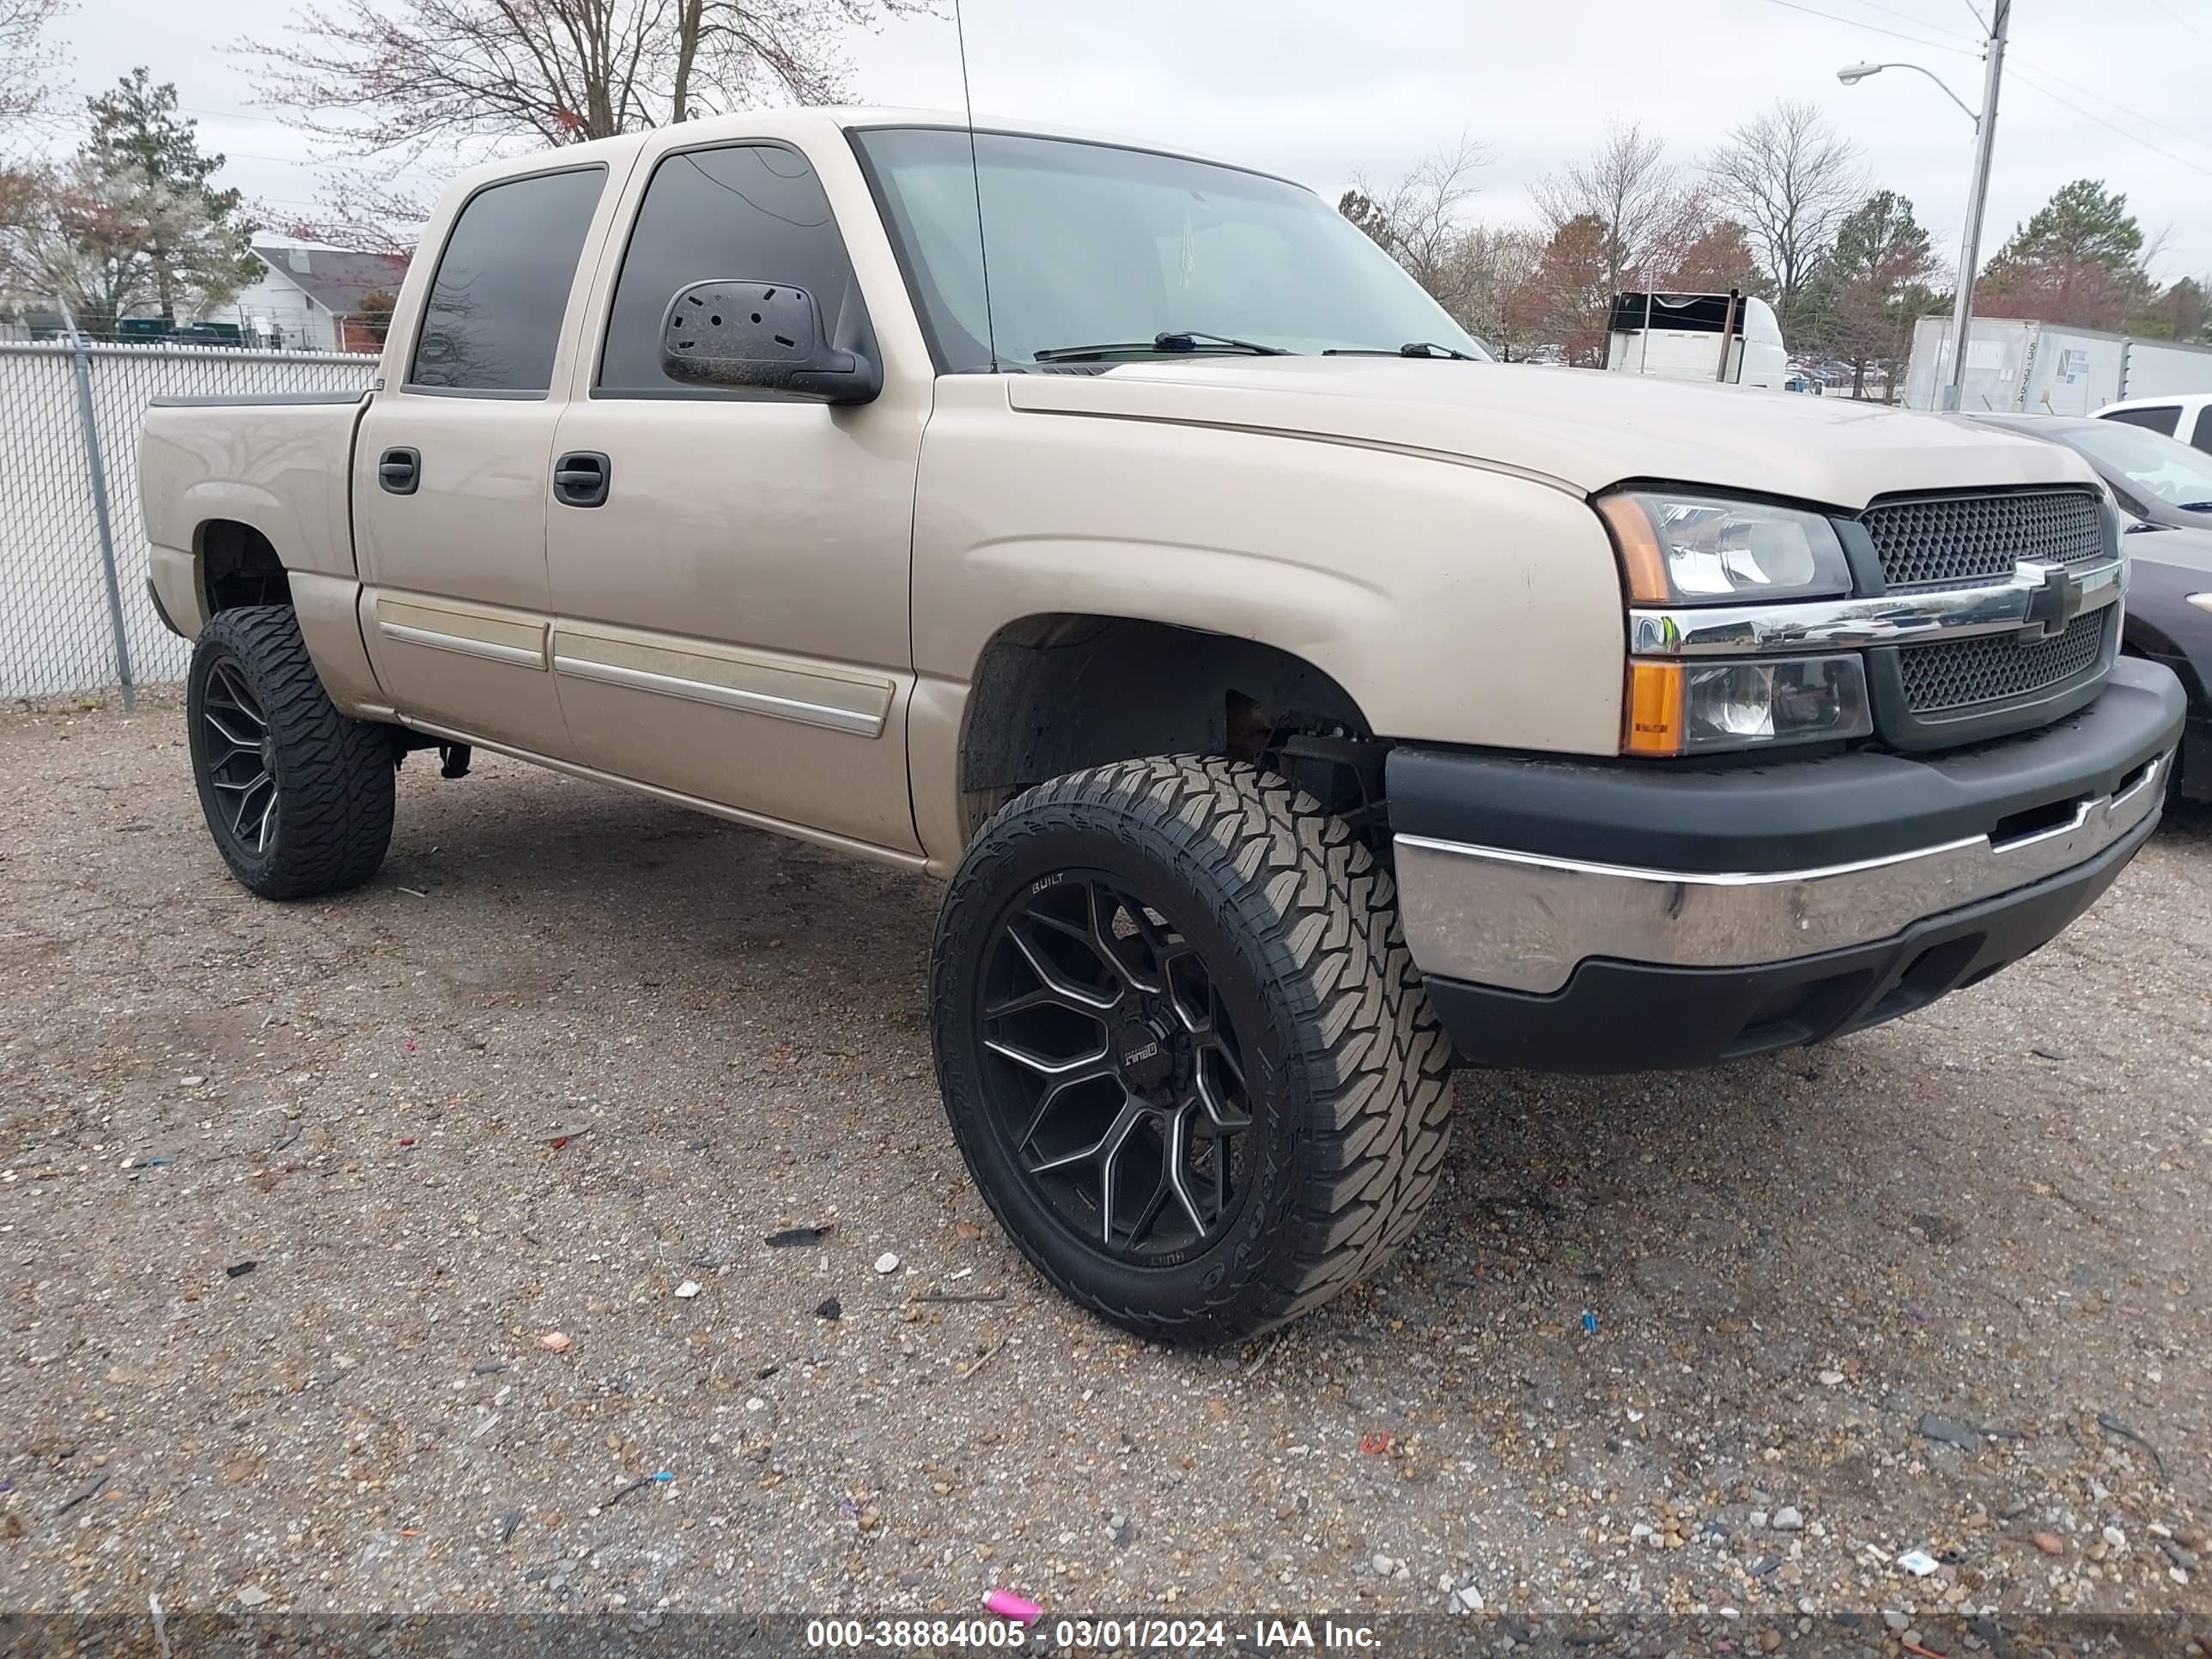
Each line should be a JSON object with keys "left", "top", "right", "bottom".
{"left": 45, "top": 0, "right": 2212, "bottom": 282}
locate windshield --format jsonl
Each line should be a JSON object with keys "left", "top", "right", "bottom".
{"left": 850, "top": 127, "right": 1492, "bottom": 371}
{"left": 2063, "top": 419, "right": 2212, "bottom": 508}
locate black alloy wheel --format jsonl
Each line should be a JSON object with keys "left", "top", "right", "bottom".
{"left": 977, "top": 871, "right": 1256, "bottom": 1263}
{"left": 932, "top": 756, "right": 1455, "bottom": 1344}
{"left": 199, "top": 659, "right": 280, "bottom": 856}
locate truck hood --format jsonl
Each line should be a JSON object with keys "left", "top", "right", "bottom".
{"left": 1004, "top": 356, "right": 2100, "bottom": 510}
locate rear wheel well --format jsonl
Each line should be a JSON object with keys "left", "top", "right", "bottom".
{"left": 958, "top": 615, "right": 1388, "bottom": 845}
{"left": 199, "top": 520, "right": 291, "bottom": 615}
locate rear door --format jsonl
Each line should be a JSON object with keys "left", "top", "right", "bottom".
{"left": 542, "top": 135, "right": 927, "bottom": 854}
{"left": 353, "top": 161, "right": 623, "bottom": 754}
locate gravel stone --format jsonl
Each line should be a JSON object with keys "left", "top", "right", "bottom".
{"left": 3, "top": 695, "right": 2207, "bottom": 1620}
{"left": 1917, "top": 1413, "right": 1981, "bottom": 1451}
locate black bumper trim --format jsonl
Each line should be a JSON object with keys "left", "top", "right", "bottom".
{"left": 1388, "top": 656, "right": 2185, "bottom": 875}
{"left": 1423, "top": 809, "right": 2158, "bottom": 1074}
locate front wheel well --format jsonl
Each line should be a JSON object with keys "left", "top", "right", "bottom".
{"left": 957, "top": 614, "right": 1388, "bottom": 845}
{"left": 198, "top": 520, "right": 291, "bottom": 615}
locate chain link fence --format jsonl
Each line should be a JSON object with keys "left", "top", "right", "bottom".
{"left": 0, "top": 339, "right": 380, "bottom": 702}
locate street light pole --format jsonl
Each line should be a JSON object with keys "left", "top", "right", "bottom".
{"left": 1941, "top": 0, "right": 2011, "bottom": 412}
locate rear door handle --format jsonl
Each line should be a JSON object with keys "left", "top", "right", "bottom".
{"left": 378, "top": 447, "right": 420, "bottom": 495}
{"left": 553, "top": 451, "right": 611, "bottom": 508}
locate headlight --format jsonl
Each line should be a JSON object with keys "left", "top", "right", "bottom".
{"left": 1625, "top": 654, "right": 1873, "bottom": 757}
{"left": 2190, "top": 592, "right": 2212, "bottom": 614}
{"left": 1598, "top": 489, "right": 1852, "bottom": 605}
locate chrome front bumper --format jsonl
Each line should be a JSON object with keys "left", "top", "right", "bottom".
{"left": 1394, "top": 750, "right": 2169, "bottom": 995}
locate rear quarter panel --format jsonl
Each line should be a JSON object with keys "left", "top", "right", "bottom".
{"left": 140, "top": 397, "right": 381, "bottom": 708}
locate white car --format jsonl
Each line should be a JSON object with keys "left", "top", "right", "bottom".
{"left": 2095, "top": 392, "right": 2212, "bottom": 456}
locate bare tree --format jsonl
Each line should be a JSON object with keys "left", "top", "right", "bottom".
{"left": 1, "top": 0, "right": 72, "bottom": 131}
{"left": 1703, "top": 100, "right": 1863, "bottom": 326}
{"left": 246, "top": 0, "right": 931, "bottom": 245}
{"left": 262, "top": 176, "right": 434, "bottom": 257}
{"left": 1454, "top": 222, "right": 1545, "bottom": 356}
{"left": 1340, "top": 137, "right": 1487, "bottom": 306}
{"left": 1533, "top": 119, "right": 1705, "bottom": 305}
{"left": 1338, "top": 140, "right": 1553, "bottom": 353}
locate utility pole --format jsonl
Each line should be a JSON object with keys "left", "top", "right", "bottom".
{"left": 1941, "top": 0, "right": 2010, "bottom": 413}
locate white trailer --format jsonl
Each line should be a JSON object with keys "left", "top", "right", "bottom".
{"left": 1606, "top": 291, "right": 1790, "bottom": 391}
{"left": 1903, "top": 315, "right": 2212, "bottom": 414}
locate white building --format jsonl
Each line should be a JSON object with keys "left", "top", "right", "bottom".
{"left": 226, "top": 244, "right": 410, "bottom": 353}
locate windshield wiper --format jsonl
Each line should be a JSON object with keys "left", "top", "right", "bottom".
{"left": 1033, "top": 330, "right": 1290, "bottom": 362}
{"left": 1322, "top": 341, "right": 1481, "bottom": 361}
{"left": 2179, "top": 500, "right": 2212, "bottom": 512}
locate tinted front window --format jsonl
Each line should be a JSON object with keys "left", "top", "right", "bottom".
{"left": 2193, "top": 406, "right": 2212, "bottom": 457}
{"left": 2100, "top": 404, "right": 2180, "bottom": 436}
{"left": 852, "top": 127, "right": 1491, "bottom": 371}
{"left": 599, "top": 144, "right": 862, "bottom": 395}
{"left": 410, "top": 167, "right": 605, "bottom": 393}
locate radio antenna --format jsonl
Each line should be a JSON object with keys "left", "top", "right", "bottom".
{"left": 951, "top": 0, "right": 1000, "bottom": 371}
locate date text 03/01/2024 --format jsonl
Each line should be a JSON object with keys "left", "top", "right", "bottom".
{"left": 1054, "top": 1621, "right": 1379, "bottom": 1650}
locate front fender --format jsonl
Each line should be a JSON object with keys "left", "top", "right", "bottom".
{"left": 913, "top": 387, "right": 1625, "bottom": 742}
{"left": 907, "top": 382, "right": 1628, "bottom": 866}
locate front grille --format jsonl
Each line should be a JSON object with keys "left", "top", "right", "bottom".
{"left": 1898, "top": 610, "right": 2109, "bottom": 714}
{"left": 1863, "top": 489, "right": 2106, "bottom": 589}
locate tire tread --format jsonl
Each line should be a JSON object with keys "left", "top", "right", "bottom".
{"left": 191, "top": 605, "right": 394, "bottom": 899}
{"left": 933, "top": 756, "right": 1453, "bottom": 1342}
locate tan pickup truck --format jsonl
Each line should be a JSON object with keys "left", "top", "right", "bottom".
{"left": 140, "top": 108, "right": 2185, "bottom": 1341}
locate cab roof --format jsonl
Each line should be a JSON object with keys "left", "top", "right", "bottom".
{"left": 443, "top": 106, "right": 1295, "bottom": 196}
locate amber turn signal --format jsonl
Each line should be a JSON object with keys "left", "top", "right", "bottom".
{"left": 1622, "top": 660, "right": 1685, "bottom": 756}
{"left": 1595, "top": 493, "right": 1673, "bottom": 605}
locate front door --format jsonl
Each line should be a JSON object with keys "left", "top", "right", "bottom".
{"left": 354, "top": 161, "right": 618, "bottom": 756}
{"left": 544, "top": 137, "right": 925, "bottom": 854}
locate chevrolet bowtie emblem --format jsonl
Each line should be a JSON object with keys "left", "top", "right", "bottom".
{"left": 2020, "top": 561, "right": 2085, "bottom": 640}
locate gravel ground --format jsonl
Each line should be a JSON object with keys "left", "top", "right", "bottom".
{"left": 3, "top": 690, "right": 2209, "bottom": 1650}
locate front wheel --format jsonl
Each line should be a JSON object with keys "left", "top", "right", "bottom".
{"left": 930, "top": 757, "right": 1454, "bottom": 1344}
{"left": 187, "top": 605, "right": 396, "bottom": 899}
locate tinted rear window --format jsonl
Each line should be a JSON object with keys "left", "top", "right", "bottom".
{"left": 2100, "top": 404, "right": 2180, "bottom": 436}
{"left": 410, "top": 167, "right": 605, "bottom": 394}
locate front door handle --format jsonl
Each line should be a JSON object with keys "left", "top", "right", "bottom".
{"left": 378, "top": 447, "right": 419, "bottom": 495}
{"left": 553, "top": 451, "right": 611, "bottom": 508}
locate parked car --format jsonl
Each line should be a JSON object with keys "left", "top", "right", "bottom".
{"left": 138, "top": 109, "right": 2184, "bottom": 1342}
{"left": 2118, "top": 526, "right": 2212, "bottom": 803}
{"left": 2095, "top": 392, "right": 2212, "bottom": 457}
{"left": 1966, "top": 412, "right": 2212, "bottom": 531}
{"left": 1964, "top": 412, "right": 2212, "bottom": 800}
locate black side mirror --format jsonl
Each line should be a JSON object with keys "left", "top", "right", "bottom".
{"left": 659, "top": 280, "right": 881, "bottom": 404}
